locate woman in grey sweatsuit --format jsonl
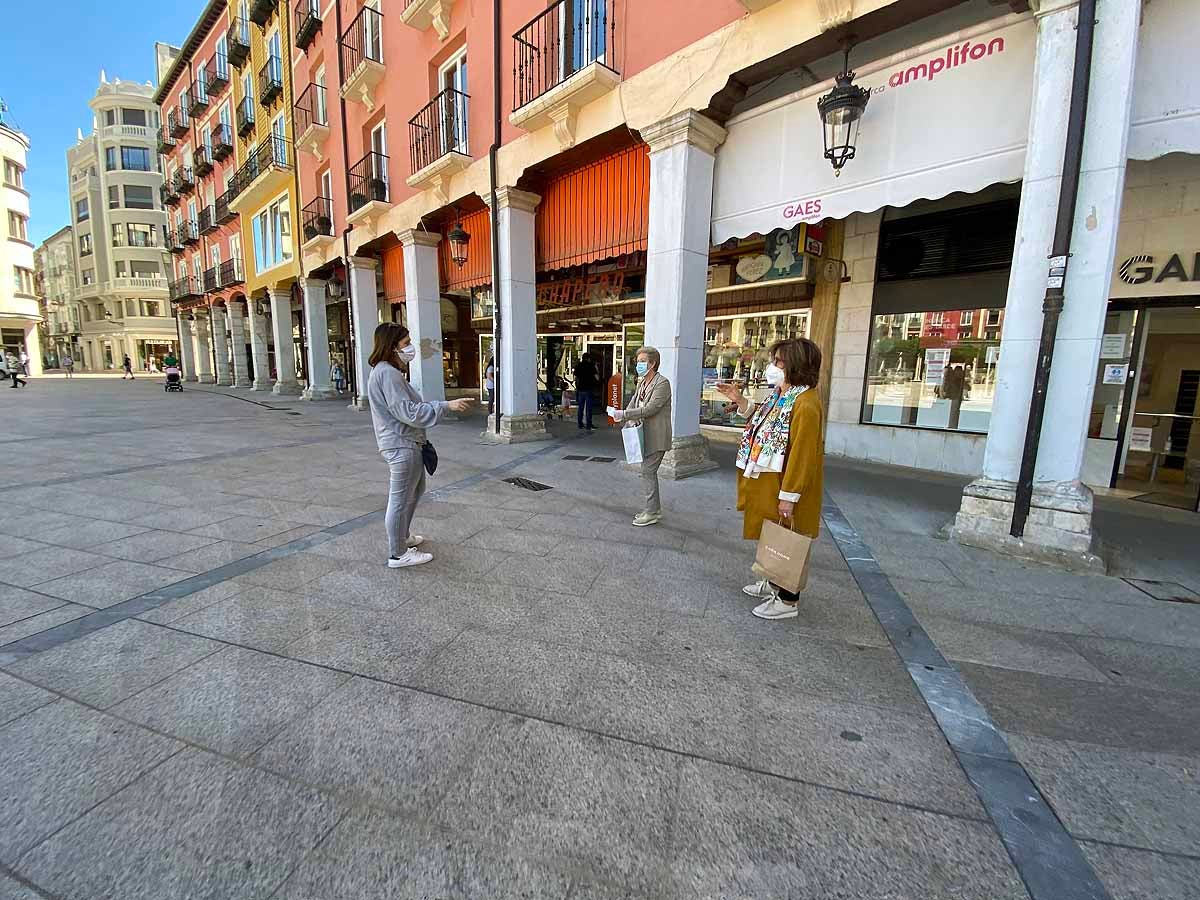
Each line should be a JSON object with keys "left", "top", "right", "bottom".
{"left": 366, "top": 323, "right": 473, "bottom": 568}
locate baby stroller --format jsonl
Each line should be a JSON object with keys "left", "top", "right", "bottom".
{"left": 164, "top": 365, "right": 183, "bottom": 392}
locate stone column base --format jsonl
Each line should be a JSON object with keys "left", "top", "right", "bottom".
{"left": 234, "top": 379, "right": 253, "bottom": 389}
{"left": 216, "top": 376, "right": 234, "bottom": 387}
{"left": 950, "top": 478, "right": 1106, "bottom": 574}
{"left": 302, "top": 386, "right": 340, "bottom": 401}
{"left": 480, "top": 413, "right": 551, "bottom": 444}
{"left": 661, "top": 434, "right": 719, "bottom": 480}
{"left": 351, "top": 397, "right": 369, "bottom": 411}
{"left": 198, "top": 374, "right": 216, "bottom": 384}
{"left": 250, "top": 380, "right": 272, "bottom": 391}
{"left": 184, "top": 375, "right": 199, "bottom": 383}
{"left": 272, "top": 380, "right": 302, "bottom": 397}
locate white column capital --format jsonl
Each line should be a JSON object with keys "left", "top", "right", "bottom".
{"left": 298, "top": 276, "right": 327, "bottom": 292}
{"left": 1030, "top": 0, "right": 1079, "bottom": 19}
{"left": 348, "top": 255, "right": 379, "bottom": 273}
{"left": 483, "top": 187, "right": 541, "bottom": 214}
{"left": 266, "top": 284, "right": 292, "bottom": 302}
{"left": 641, "top": 110, "right": 727, "bottom": 156}
{"left": 398, "top": 228, "right": 442, "bottom": 248}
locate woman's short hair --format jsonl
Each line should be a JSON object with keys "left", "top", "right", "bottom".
{"left": 368, "top": 322, "right": 410, "bottom": 368}
{"left": 635, "top": 346, "right": 661, "bottom": 369}
{"left": 770, "top": 338, "right": 821, "bottom": 388}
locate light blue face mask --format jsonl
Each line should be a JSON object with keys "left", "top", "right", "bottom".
{"left": 636, "top": 361, "right": 649, "bottom": 377}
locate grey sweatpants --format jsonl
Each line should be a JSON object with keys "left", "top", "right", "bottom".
{"left": 382, "top": 447, "right": 425, "bottom": 558}
{"left": 641, "top": 450, "right": 665, "bottom": 515}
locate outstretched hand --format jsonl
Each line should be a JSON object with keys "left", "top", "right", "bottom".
{"left": 448, "top": 397, "right": 475, "bottom": 413}
{"left": 715, "top": 381, "right": 744, "bottom": 404}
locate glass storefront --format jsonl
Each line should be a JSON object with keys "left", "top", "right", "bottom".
{"left": 700, "top": 310, "right": 811, "bottom": 427}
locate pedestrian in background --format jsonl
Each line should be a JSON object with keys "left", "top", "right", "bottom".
{"left": 61, "top": 354, "right": 74, "bottom": 379}
{"left": 573, "top": 351, "right": 599, "bottom": 431}
{"left": 331, "top": 360, "right": 347, "bottom": 394}
{"left": 18, "top": 349, "right": 29, "bottom": 376}
{"left": 367, "top": 322, "right": 474, "bottom": 569}
{"left": 484, "top": 357, "right": 496, "bottom": 416}
{"left": 613, "top": 346, "right": 672, "bottom": 527}
{"left": 122, "top": 355, "right": 134, "bottom": 380}
{"left": 4, "top": 353, "right": 26, "bottom": 388}
{"left": 716, "top": 337, "right": 824, "bottom": 620}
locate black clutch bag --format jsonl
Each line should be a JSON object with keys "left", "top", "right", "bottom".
{"left": 421, "top": 441, "right": 438, "bottom": 476}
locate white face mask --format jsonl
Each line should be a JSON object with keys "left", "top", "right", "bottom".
{"left": 397, "top": 344, "right": 417, "bottom": 363}
{"left": 764, "top": 363, "right": 785, "bottom": 387}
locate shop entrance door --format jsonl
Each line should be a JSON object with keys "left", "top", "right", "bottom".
{"left": 1094, "top": 300, "right": 1200, "bottom": 512}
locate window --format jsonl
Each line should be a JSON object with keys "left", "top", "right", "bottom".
{"left": 111, "top": 224, "right": 126, "bottom": 247}
{"left": 121, "top": 146, "right": 152, "bottom": 171}
{"left": 439, "top": 49, "right": 468, "bottom": 154}
{"left": 12, "top": 266, "right": 35, "bottom": 295}
{"left": 104, "top": 109, "right": 116, "bottom": 127}
{"left": 961, "top": 310, "right": 974, "bottom": 326}
{"left": 122, "top": 108, "right": 148, "bottom": 127}
{"left": 115, "top": 260, "right": 127, "bottom": 277}
{"left": 197, "top": 58, "right": 209, "bottom": 100}
{"left": 127, "top": 224, "right": 158, "bottom": 248}
{"left": 986, "top": 309, "right": 1002, "bottom": 327}
{"left": 370, "top": 121, "right": 388, "bottom": 199}
{"left": 252, "top": 192, "right": 293, "bottom": 273}
{"left": 215, "top": 36, "right": 229, "bottom": 78}
{"left": 187, "top": 199, "right": 198, "bottom": 229}
{"left": 109, "top": 185, "right": 120, "bottom": 209}
{"left": 243, "top": 72, "right": 254, "bottom": 108}
{"left": 142, "top": 300, "right": 162, "bottom": 317}
{"left": 320, "top": 168, "right": 332, "bottom": 202}
{"left": 79, "top": 233, "right": 93, "bottom": 256}
{"left": 124, "top": 184, "right": 155, "bottom": 209}
{"left": 3, "top": 159, "right": 24, "bottom": 189}
{"left": 315, "top": 68, "right": 328, "bottom": 124}
{"left": 105, "top": 147, "right": 117, "bottom": 171}
{"left": 7, "top": 211, "right": 28, "bottom": 242}
{"left": 124, "top": 300, "right": 137, "bottom": 318}
{"left": 130, "top": 260, "right": 160, "bottom": 278}
{"left": 82, "top": 268, "right": 95, "bottom": 285}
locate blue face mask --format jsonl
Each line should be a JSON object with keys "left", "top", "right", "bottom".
{"left": 636, "top": 361, "right": 649, "bottom": 377}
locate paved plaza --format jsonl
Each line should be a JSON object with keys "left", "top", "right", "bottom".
{"left": 0, "top": 377, "right": 1198, "bottom": 900}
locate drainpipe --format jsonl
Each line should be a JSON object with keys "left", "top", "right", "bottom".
{"left": 1011, "top": 0, "right": 1096, "bottom": 538}
{"left": 490, "top": 0, "right": 503, "bottom": 434}
{"left": 334, "top": 0, "right": 360, "bottom": 406}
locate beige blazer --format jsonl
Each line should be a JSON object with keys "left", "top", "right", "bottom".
{"left": 623, "top": 373, "right": 673, "bottom": 455}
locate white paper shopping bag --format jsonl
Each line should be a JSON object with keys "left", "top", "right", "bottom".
{"left": 622, "top": 423, "right": 644, "bottom": 465}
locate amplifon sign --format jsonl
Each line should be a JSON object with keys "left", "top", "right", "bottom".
{"left": 887, "top": 36, "right": 1007, "bottom": 88}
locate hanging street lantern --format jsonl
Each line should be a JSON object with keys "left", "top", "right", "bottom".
{"left": 817, "top": 43, "right": 870, "bottom": 177}
{"left": 448, "top": 209, "right": 470, "bottom": 269}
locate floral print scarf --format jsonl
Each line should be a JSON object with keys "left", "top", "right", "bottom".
{"left": 735, "top": 386, "right": 807, "bottom": 479}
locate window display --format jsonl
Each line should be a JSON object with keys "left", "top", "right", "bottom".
{"left": 700, "top": 311, "right": 811, "bottom": 427}
{"left": 862, "top": 308, "right": 1003, "bottom": 433}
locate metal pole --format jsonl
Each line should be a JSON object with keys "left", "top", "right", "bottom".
{"left": 490, "top": 0, "right": 503, "bottom": 434}
{"left": 334, "top": 0, "right": 360, "bottom": 407}
{"left": 1011, "top": 0, "right": 1096, "bottom": 538}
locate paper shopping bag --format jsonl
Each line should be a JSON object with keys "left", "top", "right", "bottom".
{"left": 622, "top": 423, "right": 644, "bottom": 465}
{"left": 752, "top": 519, "right": 813, "bottom": 594}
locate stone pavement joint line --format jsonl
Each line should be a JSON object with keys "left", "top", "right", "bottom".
{"left": 0, "top": 437, "right": 576, "bottom": 667}
{"left": 821, "top": 495, "right": 1114, "bottom": 900}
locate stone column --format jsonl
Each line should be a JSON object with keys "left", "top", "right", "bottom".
{"left": 399, "top": 229, "right": 446, "bottom": 402}
{"left": 269, "top": 286, "right": 301, "bottom": 396}
{"left": 194, "top": 313, "right": 215, "bottom": 384}
{"left": 247, "top": 297, "right": 273, "bottom": 390}
{"left": 482, "top": 187, "right": 548, "bottom": 443}
{"left": 227, "top": 300, "right": 251, "bottom": 387}
{"left": 348, "top": 256, "right": 381, "bottom": 409}
{"left": 641, "top": 110, "right": 727, "bottom": 478}
{"left": 953, "top": 0, "right": 1140, "bottom": 570}
{"left": 177, "top": 313, "right": 198, "bottom": 381}
{"left": 301, "top": 277, "right": 337, "bottom": 400}
{"left": 211, "top": 306, "right": 233, "bottom": 386}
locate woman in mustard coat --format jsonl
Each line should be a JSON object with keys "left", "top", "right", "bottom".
{"left": 716, "top": 337, "right": 824, "bottom": 620}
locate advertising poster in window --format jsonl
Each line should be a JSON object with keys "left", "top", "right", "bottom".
{"left": 924, "top": 348, "right": 951, "bottom": 386}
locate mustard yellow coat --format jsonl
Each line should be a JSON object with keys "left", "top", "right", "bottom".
{"left": 736, "top": 388, "right": 825, "bottom": 540}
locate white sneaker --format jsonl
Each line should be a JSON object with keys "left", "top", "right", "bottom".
{"left": 387, "top": 548, "right": 433, "bottom": 568}
{"left": 752, "top": 596, "right": 799, "bottom": 620}
{"left": 743, "top": 579, "right": 773, "bottom": 600}
{"left": 406, "top": 534, "right": 425, "bottom": 548}
{"left": 632, "top": 512, "right": 662, "bottom": 527}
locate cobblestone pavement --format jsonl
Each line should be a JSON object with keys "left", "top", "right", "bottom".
{"left": 0, "top": 378, "right": 1197, "bottom": 899}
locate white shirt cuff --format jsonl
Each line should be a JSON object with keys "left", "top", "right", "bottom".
{"left": 778, "top": 490, "right": 801, "bottom": 502}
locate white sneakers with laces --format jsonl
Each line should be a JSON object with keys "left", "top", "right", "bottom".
{"left": 752, "top": 596, "right": 799, "bottom": 620}
{"left": 387, "top": 548, "right": 433, "bottom": 568}
{"left": 407, "top": 535, "right": 425, "bottom": 548}
{"left": 743, "top": 579, "right": 773, "bottom": 600}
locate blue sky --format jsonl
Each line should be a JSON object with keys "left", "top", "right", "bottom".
{"left": 0, "top": 3, "right": 200, "bottom": 245}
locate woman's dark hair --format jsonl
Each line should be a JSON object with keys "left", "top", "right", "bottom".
{"left": 368, "top": 322, "right": 410, "bottom": 368}
{"left": 770, "top": 337, "right": 821, "bottom": 388}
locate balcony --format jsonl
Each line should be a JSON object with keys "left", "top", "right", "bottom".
{"left": 258, "top": 55, "right": 284, "bottom": 108}
{"left": 339, "top": 6, "right": 385, "bottom": 112}
{"left": 295, "top": 83, "right": 330, "bottom": 160}
{"left": 228, "top": 17, "right": 252, "bottom": 68}
{"left": 198, "top": 205, "right": 217, "bottom": 235}
{"left": 161, "top": 183, "right": 181, "bottom": 207}
{"left": 207, "top": 54, "right": 230, "bottom": 97}
{"left": 347, "top": 151, "right": 389, "bottom": 224}
{"left": 157, "top": 126, "right": 175, "bottom": 154}
{"left": 301, "top": 196, "right": 335, "bottom": 250}
{"left": 294, "top": 0, "right": 321, "bottom": 51}
{"left": 511, "top": 0, "right": 620, "bottom": 149}
{"left": 250, "top": 0, "right": 277, "bottom": 27}
{"left": 203, "top": 266, "right": 220, "bottom": 293}
{"left": 219, "top": 257, "right": 245, "bottom": 288}
{"left": 170, "top": 111, "right": 191, "bottom": 139}
{"left": 193, "top": 145, "right": 213, "bottom": 178}
{"left": 169, "top": 276, "right": 202, "bottom": 302}
{"left": 228, "top": 135, "right": 293, "bottom": 214}
{"left": 189, "top": 81, "right": 209, "bottom": 117}
{"left": 237, "top": 96, "right": 256, "bottom": 138}
{"left": 167, "top": 230, "right": 185, "bottom": 254}
{"left": 211, "top": 123, "right": 234, "bottom": 161}
{"left": 174, "top": 167, "right": 195, "bottom": 195}
{"left": 407, "top": 88, "right": 470, "bottom": 200}
{"left": 182, "top": 220, "right": 200, "bottom": 246}
{"left": 400, "top": 0, "right": 456, "bottom": 41}
{"left": 215, "top": 190, "right": 237, "bottom": 224}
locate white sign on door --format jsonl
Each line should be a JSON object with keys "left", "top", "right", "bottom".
{"left": 1129, "top": 426, "right": 1154, "bottom": 453}
{"left": 1102, "top": 363, "right": 1129, "bottom": 385}
{"left": 1100, "top": 333, "right": 1128, "bottom": 359}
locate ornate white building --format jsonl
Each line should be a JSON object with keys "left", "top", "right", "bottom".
{"left": 0, "top": 113, "right": 40, "bottom": 373}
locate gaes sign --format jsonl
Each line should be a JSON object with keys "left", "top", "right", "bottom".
{"left": 1118, "top": 252, "right": 1200, "bottom": 285}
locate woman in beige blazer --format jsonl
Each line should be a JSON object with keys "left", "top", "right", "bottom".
{"left": 615, "top": 346, "right": 673, "bottom": 527}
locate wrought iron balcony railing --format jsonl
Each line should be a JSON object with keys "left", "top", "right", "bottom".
{"left": 215, "top": 191, "right": 237, "bottom": 224}
{"left": 295, "top": 82, "right": 328, "bottom": 135}
{"left": 237, "top": 96, "right": 256, "bottom": 138}
{"left": 169, "top": 110, "right": 191, "bottom": 139}
{"left": 295, "top": 0, "right": 321, "bottom": 51}
{"left": 301, "top": 196, "right": 334, "bottom": 241}
{"left": 193, "top": 145, "right": 213, "bottom": 178}
{"left": 250, "top": 0, "right": 278, "bottom": 28}
{"left": 198, "top": 205, "right": 217, "bottom": 235}
{"left": 258, "top": 55, "right": 284, "bottom": 108}
{"left": 157, "top": 125, "right": 175, "bottom": 154}
{"left": 409, "top": 87, "right": 469, "bottom": 174}
{"left": 174, "top": 167, "right": 195, "bottom": 194}
{"left": 339, "top": 5, "right": 383, "bottom": 80}
{"left": 228, "top": 17, "right": 252, "bottom": 68}
{"left": 348, "top": 150, "right": 388, "bottom": 212}
{"left": 207, "top": 54, "right": 231, "bottom": 97}
{"left": 513, "top": 0, "right": 617, "bottom": 111}
{"left": 211, "top": 123, "right": 234, "bottom": 161}
{"left": 219, "top": 256, "right": 245, "bottom": 287}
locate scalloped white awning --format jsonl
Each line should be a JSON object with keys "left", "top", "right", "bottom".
{"left": 712, "top": 1, "right": 1199, "bottom": 244}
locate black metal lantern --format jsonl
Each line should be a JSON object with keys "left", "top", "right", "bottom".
{"left": 817, "top": 44, "right": 870, "bottom": 177}
{"left": 447, "top": 211, "right": 470, "bottom": 269}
